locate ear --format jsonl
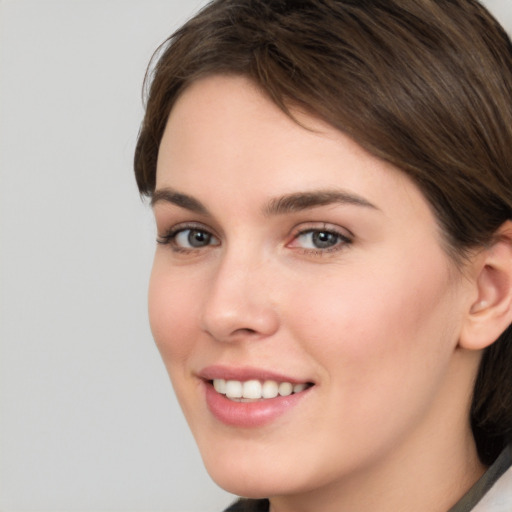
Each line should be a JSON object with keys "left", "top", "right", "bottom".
{"left": 459, "top": 221, "right": 512, "bottom": 351}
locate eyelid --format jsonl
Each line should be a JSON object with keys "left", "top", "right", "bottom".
{"left": 286, "top": 222, "right": 353, "bottom": 252}
{"left": 156, "top": 221, "right": 220, "bottom": 249}
{"left": 288, "top": 222, "right": 353, "bottom": 239}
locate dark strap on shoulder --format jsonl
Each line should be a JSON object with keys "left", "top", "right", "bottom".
{"left": 448, "top": 444, "right": 512, "bottom": 512}
{"left": 224, "top": 498, "right": 269, "bottom": 512}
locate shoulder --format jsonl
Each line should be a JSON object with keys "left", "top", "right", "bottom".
{"left": 451, "top": 444, "right": 512, "bottom": 512}
{"left": 472, "top": 462, "right": 512, "bottom": 512}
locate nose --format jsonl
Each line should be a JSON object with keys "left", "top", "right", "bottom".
{"left": 200, "top": 251, "right": 279, "bottom": 343}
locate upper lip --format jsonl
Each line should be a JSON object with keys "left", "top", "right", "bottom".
{"left": 198, "top": 365, "right": 313, "bottom": 384}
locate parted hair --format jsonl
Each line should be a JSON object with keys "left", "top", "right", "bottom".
{"left": 134, "top": 0, "right": 512, "bottom": 465}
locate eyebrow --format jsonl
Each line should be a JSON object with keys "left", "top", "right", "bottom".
{"left": 151, "top": 188, "right": 209, "bottom": 214}
{"left": 263, "top": 190, "right": 378, "bottom": 216}
{"left": 151, "top": 187, "right": 378, "bottom": 216}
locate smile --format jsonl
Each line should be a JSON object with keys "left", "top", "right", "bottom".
{"left": 212, "top": 378, "right": 312, "bottom": 401}
{"left": 200, "top": 368, "right": 315, "bottom": 427}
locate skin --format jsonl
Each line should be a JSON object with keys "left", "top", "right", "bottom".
{"left": 149, "top": 75, "right": 486, "bottom": 512}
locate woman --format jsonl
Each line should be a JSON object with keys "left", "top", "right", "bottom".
{"left": 134, "top": 1, "right": 512, "bottom": 511}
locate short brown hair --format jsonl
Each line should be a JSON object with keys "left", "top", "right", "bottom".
{"left": 134, "top": 0, "right": 512, "bottom": 464}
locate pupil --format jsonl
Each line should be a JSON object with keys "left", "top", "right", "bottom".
{"left": 188, "top": 230, "right": 210, "bottom": 247}
{"left": 312, "top": 231, "right": 337, "bottom": 248}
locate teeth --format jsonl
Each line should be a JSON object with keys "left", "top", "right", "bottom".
{"left": 278, "top": 382, "right": 293, "bottom": 396}
{"left": 225, "top": 380, "right": 242, "bottom": 398}
{"left": 262, "top": 380, "right": 279, "bottom": 399}
{"left": 213, "top": 379, "right": 226, "bottom": 394}
{"left": 243, "top": 380, "right": 262, "bottom": 399}
{"left": 213, "top": 379, "right": 310, "bottom": 400}
{"left": 293, "top": 383, "right": 307, "bottom": 393}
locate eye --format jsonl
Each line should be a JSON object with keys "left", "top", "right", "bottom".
{"left": 175, "top": 228, "right": 216, "bottom": 248}
{"left": 289, "top": 226, "right": 352, "bottom": 252}
{"left": 297, "top": 230, "right": 340, "bottom": 249}
{"left": 157, "top": 225, "right": 220, "bottom": 251}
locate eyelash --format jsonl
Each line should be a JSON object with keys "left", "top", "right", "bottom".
{"left": 156, "top": 223, "right": 219, "bottom": 253}
{"left": 289, "top": 226, "right": 353, "bottom": 255}
{"left": 156, "top": 223, "right": 353, "bottom": 255}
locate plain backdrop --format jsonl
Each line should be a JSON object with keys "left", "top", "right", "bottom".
{"left": 0, "top": 1, "right": 511, "bottom": 511}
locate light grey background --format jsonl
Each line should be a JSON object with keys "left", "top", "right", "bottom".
{"left": 0, "top": 1, "right": 510, "bottom": 511}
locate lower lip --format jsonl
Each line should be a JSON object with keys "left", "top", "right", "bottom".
{"left": 204, "top": 381, "right": 311, "bottom": 428}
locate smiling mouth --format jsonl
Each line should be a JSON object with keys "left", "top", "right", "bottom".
{"left": 211, "top": 378, "right": 314, "bottom": 402}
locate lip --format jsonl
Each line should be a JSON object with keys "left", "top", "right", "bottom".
{"left": 199, "top": 365, "right": 314, "bottom": 428}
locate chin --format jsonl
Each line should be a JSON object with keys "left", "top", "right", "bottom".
{"left": 200, "top": 450, "right": 291, "bottom": 498}
{"left": 209, "top": 472, "right": 293, "bottom": 500}
{"left": 201, "top": 445, "right": 326, "bottom": 500}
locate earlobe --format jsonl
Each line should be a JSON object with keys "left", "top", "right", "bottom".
{"left": 459, "top": 221, "right": 512, "bottom": 351}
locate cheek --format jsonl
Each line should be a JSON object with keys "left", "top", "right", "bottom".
{"left": 279, "top": 257, "right": 463, "bottom": 464}
{"left": 148, "top": 261, "right": 199, "bottom": 365}
{"left": 286, "top": 252, "right": 460, "bottom": 384}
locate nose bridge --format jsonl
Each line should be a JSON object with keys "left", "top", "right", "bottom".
{"left": 201, "top": 242, "right": 279, "bottom": 342}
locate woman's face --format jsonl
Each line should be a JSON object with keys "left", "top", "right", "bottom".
{"left": 149, "top": 75, "right": 475, "bottom": 499}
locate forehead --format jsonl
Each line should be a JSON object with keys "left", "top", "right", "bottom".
{"left": 158, "top": 75, "right": 390, "bottom": 187}
{"left": 157, "top": 75, "right": 435, "bottom": 227}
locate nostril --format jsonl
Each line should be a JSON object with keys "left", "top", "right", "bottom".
{"left": 235, "top": 327, "right": 258, "bottom": 335}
